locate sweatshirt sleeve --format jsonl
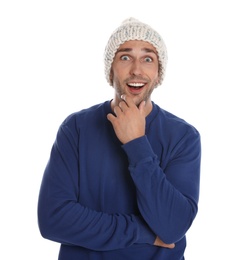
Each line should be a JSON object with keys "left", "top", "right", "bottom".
{"left": 122, "top": 130, "right": 201, "bottom": 244}
{"left": 37, "top": 118, "right": 156, "bottom": 251}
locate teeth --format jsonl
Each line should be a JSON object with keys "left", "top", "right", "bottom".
{"left": 128, "top": 83, "right": 144, "bottom": 87}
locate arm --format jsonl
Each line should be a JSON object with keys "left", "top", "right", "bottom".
{"left": 37, "top": 119, "right": 156, "bottom": 251}
{"left": 107, "top": 95, "right": 201, "bottom": 244}
{"left": 123, "top": 132, "right": 201, "bottom": 244}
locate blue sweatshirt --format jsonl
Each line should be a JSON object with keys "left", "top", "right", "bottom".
{"left": 38, "top": 100, "right": 201, "bottom": 260}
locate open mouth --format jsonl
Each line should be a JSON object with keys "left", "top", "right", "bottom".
{"left": 127, "top": 82, "right": 145, "bottom": 90}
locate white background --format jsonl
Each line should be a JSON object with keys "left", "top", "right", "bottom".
{"left": 1, "top": 0, "right": 239, "bottom": 259}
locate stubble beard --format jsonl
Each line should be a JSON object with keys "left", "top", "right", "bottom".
{"left": 114, "top": 79, "right": 155, "bottom": 107}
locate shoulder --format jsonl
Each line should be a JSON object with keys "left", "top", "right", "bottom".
{"left": 153, "top": 104, "right": 201, "bottom": 159}
{"left": 63, "top": 101, "right": 110, "bottom": 126}
{"left": 54, "top": 101, "right": 110, "bottom": 139}
{"left": 154, "top": 103, "right": 200, "bottom": 139}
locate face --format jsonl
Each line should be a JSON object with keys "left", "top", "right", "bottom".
{"left": 110, "top": 40, "right": 160, "bottom": 107}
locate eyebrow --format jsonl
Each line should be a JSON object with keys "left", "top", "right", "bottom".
{"left": 116, "top": 47, "right": 157, "bottom": 55}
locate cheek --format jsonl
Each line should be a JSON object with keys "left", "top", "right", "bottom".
{"left": 112, "top": 63, "right": 128, "bottom": 76}
{"left": 111, "top": 69, "right": 125, "bottom": 85}
{"left": 153, "top": 73, "right": 160, "bottom": 84}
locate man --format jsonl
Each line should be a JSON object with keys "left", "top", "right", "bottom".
{"left": 38, "top": 17, "right": 201, "bottom": 260}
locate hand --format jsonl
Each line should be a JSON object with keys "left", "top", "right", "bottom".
{"left": 154, "top": 236, "right": 175, "bottom": 249}
{"left": 107, "top": 95, "right": 146, "bottom": 144}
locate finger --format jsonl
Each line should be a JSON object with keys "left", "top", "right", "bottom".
{"left": 118, "top": 100, "right": 128, "bottom": 111}
{"left": 154, "top": 237, "right": 175, "bottom": 249}
{"left": 113, "top": 106, "right": 123, "bottom": 116}
{"left": 165, "top": 243, "right": 175, "bottom": 249}
{"left": 121, "top": 94, "right": 135, "bottom": 108}
{"left": 107, "top": 113, "right": 115, "bottom": 122}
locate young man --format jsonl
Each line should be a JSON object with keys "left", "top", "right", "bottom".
{"left": 38, "top": 17, "right": 201, "bottom": 260}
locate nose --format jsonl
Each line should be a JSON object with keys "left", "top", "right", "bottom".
{"left": 129, "top": 60, "right": 143, "bottom": 76}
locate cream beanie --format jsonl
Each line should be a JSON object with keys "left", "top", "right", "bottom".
{"left": 104, "top": 17, "right": 168, "bottom": 86}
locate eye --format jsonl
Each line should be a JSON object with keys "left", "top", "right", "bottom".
{"left": 144, "top": 56, "right": 153, "bottom": 62}
{"left": 120, "top": 55, "right": 130, "bottom": 61}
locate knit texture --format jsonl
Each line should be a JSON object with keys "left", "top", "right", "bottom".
{"left": 104, "top": 17, "right": 168, "bottom": 86}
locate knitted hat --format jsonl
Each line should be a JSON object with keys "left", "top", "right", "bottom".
{"left": 104, "top": 17, "right": 168, "bottom": 86}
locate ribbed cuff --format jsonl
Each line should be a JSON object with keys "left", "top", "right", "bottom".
{"left": 135, "top": 216, "right": 155, "bottom": 244}
{"left": 122, "top": 136, "right": 155, "bottom": 165}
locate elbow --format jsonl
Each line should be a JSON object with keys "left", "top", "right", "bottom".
{"left": 38, "top": 212, "right": 61, "bottom": 242}
{"left": 157, "top": 208, "right": 198, "bottom": 244}
{"left": 157, "top": 220, "right": 193, "bottom": 244}
{"left": 38, "top": 211, "right": 53, "bottom": 240}
{"left": 37, "top": 202, "right": 57, "bottom": 240}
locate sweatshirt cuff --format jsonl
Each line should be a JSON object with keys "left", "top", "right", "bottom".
{"left": 122, "top": 136, "right": 155, "bottom": 165}
{"left": 135, "top": 216, "right": 155, "bottom": 244}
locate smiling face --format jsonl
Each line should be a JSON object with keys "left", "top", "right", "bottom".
{"left": 110, "top": 40, "right": 160, "bottom": 109}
